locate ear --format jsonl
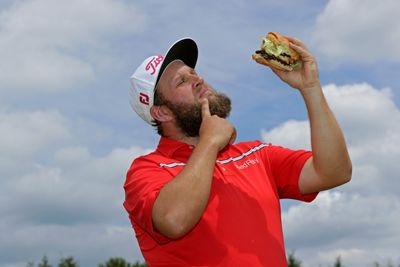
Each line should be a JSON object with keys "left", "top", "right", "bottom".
{"left": 150, "top": 105, "right": 173, "bottom": 122}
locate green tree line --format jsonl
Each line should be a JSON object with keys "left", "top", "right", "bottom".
{"left": 27, "top": 253, "right": 400, "bottom": 267}
{"left": 287, "top": 251, "right": 400, "bottom": 267}
{"left": 27, "top": 255, "right": 147, "bottom": 267}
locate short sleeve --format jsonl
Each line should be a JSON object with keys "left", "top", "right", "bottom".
{"left": 264, "top": 144, "right": 318, "bottom": 202}
{"left": 123, "top": 156, "right": 173, "bottom": 243}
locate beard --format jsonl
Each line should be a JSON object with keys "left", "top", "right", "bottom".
{"left": 163, "top": 91, "right": 231, "bottom": 137}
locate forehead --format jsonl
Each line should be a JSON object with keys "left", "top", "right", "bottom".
{"left": 157, "top": 60, "right": 188, "bottom": 88}
{"left": 163, "top": 60, "right": 187, "bottom": 78}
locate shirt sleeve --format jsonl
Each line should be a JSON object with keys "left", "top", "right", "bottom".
{"left": 123, "top": 156, "right": 173, "bottom": 244}
{"left": 264, "top": 144, "right": 318, "bottom": 202}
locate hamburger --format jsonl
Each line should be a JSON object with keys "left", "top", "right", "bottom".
{"left": 252, "top": 32, "right": 300, "bottom": 71}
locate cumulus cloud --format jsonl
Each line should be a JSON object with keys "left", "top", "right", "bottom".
{"left": 0, "top": 0, "right": 145, "bottom": 92}
{"left": 0, "top": 109, "right": 70, "bottom": 157}
{"left": 0, "top": 105, "right": 151, "bottom": 266}
{"left": 262, "top": 83, "right": 400, "bottom": 266}
{"left": 283, "top": 192, "right": 400, "bottom": 267}
{"left": 261, "top": 120, "right": 310, "bottom": 150}
{"left": 0, "top": 223, "right": 144, "bottom": 267}
{"left": 312, "top": 0, "right": 400, "bottom": 63}
{"left": 2, "top": 141, "right": 150, "bottom": 225}
{"left": 0, "top": 142, "right": 150, "bottom": 266}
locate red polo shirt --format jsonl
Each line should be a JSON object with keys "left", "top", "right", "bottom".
{"left": 124, "top": 137, "right": 318, "bottom": 267}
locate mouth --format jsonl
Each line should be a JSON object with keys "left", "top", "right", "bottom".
{"left": 199, "top": 87, "right": 213, "bottom": 99}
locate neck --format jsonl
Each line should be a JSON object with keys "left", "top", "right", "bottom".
{"left": 162, "top": 122, "right": 200, "bottom": 146}
{"left": 174, "top": 135, "right": 199, "bottom": 146}
{"left": 165, "top": 132, "right": 199, "bottom": 146}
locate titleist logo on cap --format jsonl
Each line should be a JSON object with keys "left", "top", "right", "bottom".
{"left": 145, "top": 55, "right": 164, "bottom": 75}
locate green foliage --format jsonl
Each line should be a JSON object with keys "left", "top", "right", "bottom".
{"left": 38, "top": 255, "right": 52, "bottom": 267}
{"left": 58, "top": 256, "right": 79, "bottom": 267}
{"left": 333, "top": 255, "right": 343, "bottom": 267}
{"left": 27, "top": 253, "right": 400, "bottom": 267}
{"left": 131, "top": 261, "right": 148, "bottom": 267}
{"left": 27, "top": 256, "right": 147, "bottom": 267}
{"left": 98, "top": 257, "right": 147, "bottom": 267}
{"left": 287, "top": 251, "right": 302, "bottom": 267}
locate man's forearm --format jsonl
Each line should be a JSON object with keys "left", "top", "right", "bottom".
{"left": 302, "top": 85, "right": 352, "bottom": 187}
{"left": 152, "top": 140, "right": 218, "bottom": 239}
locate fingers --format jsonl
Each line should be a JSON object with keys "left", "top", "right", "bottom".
{"left": 284, "top": 35, "right": 307, "bottom": 49}
{"left": 284, "top": 35, "right": 313, "bottom": 60}
{"left": 201, "top": 98, "right": 211, "bottom": 118}
{"left": 290, "top": 43, "right": 311, "bottom": 59}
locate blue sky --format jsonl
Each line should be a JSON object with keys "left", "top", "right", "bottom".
{"left": 1, "top": 0, "right": 400, "bottom": 266}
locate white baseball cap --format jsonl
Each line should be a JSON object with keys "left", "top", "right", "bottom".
{"left": 129, "top": 38, "right": 198, "bottom": 124}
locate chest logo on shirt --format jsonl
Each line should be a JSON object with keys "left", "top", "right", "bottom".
{"left": 234, "top": 158, "right": 260, "bottom": 170}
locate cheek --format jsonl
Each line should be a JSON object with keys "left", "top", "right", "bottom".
{"left": 175, "top": 89, "right": 196, "bottom": 103}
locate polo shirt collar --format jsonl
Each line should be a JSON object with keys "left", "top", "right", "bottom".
{"left": 156, "top": 137, "right": 192, "bottom": 158}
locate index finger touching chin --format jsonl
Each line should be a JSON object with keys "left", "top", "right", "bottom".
{"left": 201, "top": 98, "right": 211, "bottom": 118}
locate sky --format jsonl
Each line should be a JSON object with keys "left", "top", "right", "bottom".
{"left": 0, "top": 0, "right": 399, "bottom": 266}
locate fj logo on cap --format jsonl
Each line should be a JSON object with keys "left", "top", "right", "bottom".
{"left": 145, "top": 55, "right": 164, "bottom": 75}
{"left": 139, "top": 92, "right": 150, "bottom": 105}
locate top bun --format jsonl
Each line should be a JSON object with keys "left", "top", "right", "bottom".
{"left": 267, "top": 32, "right": 300, "bottom": 62}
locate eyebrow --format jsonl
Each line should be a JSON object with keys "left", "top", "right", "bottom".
{"left": 171, "top": 73, "right": 183, "bottom": 87}
{"left": 171, "top": 66, "right": 193, "bottom": 86}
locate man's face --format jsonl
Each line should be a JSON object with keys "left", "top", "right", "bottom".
{"left": 156, "top": 60, "right": 231, "bottom": 137}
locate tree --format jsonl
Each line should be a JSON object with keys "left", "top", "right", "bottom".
{"left": 38, "top": 255, "right": 52, "bottom": 267}
{"left": 132, "top": 261, "right": 147, "bottom": 267}
{"left": 98, "top": 257, "right": 130, "bottom": 267}
{"left": 386, "top": 260, "right": 394, "bottom": 267}
{"left": 287, "top": 251, "right": 302, "bottom": 267}
{"left": 58, "top": 256, "right": 79, "bottom": 267}
{"left": 98, "top": 257, "right": 147, "bottom": 267}
{"left": 333, "top": 255, "right": 344, "bottom": 267}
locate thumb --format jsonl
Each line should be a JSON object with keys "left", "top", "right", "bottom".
{"left": 201, "top": 98, "right": 211, "bottom": 119}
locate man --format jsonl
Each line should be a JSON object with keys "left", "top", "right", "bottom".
{"left": 124, "top": 37, "right": 352, "bottom": 267}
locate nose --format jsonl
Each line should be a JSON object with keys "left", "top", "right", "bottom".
{"left": 192, "top": 74, "right": 204, "bottom": 89}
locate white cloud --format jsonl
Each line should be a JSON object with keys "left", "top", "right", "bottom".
{"left": 0, "top": 109, "right": 70, "bottom": 157}
{"left": 3, "top": 144, "right": 150, "bottom": 223}
{"left": 0, "top": 140, "right": 150, "bottom": 266}
{"left": 0, "top": 0, "right": 145, "bottom": 92}
{"left": 312, "top": 0, "right": 400, "bottom": 63}
{"left": 0, "top": 223, "right": 144, "bottom": 267}
{"left": 0, "top": 103, "right": 151, "bottom": 266}
{"left": 283, "top": 192, "right": 400, "bottom": 267}
{"left": 261, "top": 120, "right": 310, "bottom": 150}
{"left": 262, "top": 83, "right": 400, "bottom": 266}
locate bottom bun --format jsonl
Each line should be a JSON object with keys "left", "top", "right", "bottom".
{"left": 251, "top": 54, "right": 293, "bottom": 71}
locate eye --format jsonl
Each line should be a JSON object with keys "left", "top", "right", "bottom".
{"left": 178, "top": 77, "right": 185, "bottom": 85}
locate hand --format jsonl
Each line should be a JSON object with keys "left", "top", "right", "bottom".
{"left": 199, "top": 98, "right": 236, "bottom": 151}
{"left": 271, "top": 36, "right": 320, "bottom": 93}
